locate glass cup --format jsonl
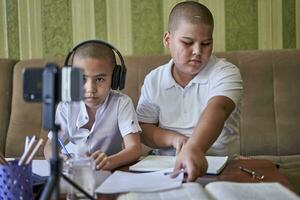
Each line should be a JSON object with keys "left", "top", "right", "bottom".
{"left": 65, "top": 157, "right": 96, "bottom": 199}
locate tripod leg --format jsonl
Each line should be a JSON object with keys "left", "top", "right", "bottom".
{"left": 39, "top": 175, "right": 58, "bottom": 200}
{"left": 40, "top": 128, "right": 61, "bottom": 200}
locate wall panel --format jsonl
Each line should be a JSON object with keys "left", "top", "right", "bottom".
{"left": 0, "top": 0, "right": 298, "bottom": 59}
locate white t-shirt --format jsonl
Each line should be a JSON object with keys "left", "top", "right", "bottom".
{"left": 49, "top": 91, "right": 141, "bottom": 156}
{"left": 137, "top": 56, "right": 243, "bottom": 157}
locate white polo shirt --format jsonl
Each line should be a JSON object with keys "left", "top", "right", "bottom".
{"left": 50, "top": 91, "right": 141, "bottom": 156}
{"left": 137, "top": 56, "right": 243, "bottom": 157}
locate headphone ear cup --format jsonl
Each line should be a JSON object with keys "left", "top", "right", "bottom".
{"left": 111, "top": 65, "right": 121, "bottom": 90}
{"left": 118, "top": 65, "right": 126, "bottom": 90}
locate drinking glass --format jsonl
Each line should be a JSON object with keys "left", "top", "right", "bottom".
{"left": 65, "top": 157, "right": 96, "bottom": 199}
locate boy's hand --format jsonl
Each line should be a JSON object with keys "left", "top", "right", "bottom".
{"left": 173, "top": 144, "right": 208, "bottom": 182}
{"left": 60, "top": 153, "right": 70, "bottom": 161}
{"left": 172, "top": 134, "right": 188, "bottom": 155}
{"left": 90, "top": 150, "right": 110, "bottom": 170}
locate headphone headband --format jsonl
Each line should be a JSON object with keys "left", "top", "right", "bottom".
{"left": 64, "top": 40, "right": 126, "bottom": 90}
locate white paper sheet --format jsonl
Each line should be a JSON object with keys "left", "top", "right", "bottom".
{"left": 96, "top": 169, "right": 183, "bottom": 194}
{"left": 32, "top": 159, "right": 50, "bottom": 177}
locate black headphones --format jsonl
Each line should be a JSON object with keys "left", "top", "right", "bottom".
{"left": 64, "top": 39, "right": 126, "bottom": 90}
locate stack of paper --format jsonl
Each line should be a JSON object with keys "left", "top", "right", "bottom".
{"left": 129, "top": 155, "right": 228, "bottom": 175}
{"left": 96, "top": 169, "right": 183, "bottom": 194}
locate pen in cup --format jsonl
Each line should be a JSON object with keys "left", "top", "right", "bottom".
{"left": 25, "top": 136, "right": 30, "bottom": 150}
{"left": 18, "top": 136, "right": 37, "bottom": 165}
{"left": 239, "top": 166, "right": 264, "bottom": 180}
{"left": 25, "top": 138, "right": 44, "bottom": 164}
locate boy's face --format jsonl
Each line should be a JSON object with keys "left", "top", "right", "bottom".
{"left": 73, "top": 57, "right": 113, "bottom": 110}
{"left": 163, "top": 20, "right": 213, "bottom": 83}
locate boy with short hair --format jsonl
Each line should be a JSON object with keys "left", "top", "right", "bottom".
{"left": 137, "top": 1, "right": 243, "bottom": 181}
{"left": 44, "top": 41, "right": 141, "bottom": 170}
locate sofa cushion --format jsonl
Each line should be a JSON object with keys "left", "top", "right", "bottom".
{"left": 4, "top": 50, "right": 300, "bottom": 159}
{"left": 272, "top": 50, "right": 300, "bottom": 155}
{"left": 123, "top": 55, "right": 171, "bottom": 106}
{"left": 0, "top": 59, "right": 18, "bottom": 154}
{"left": 235, "top": 49, "right": 300, "bottom": 156}
{"left": 5, "top": 59, "right": 63, "bottom": 157}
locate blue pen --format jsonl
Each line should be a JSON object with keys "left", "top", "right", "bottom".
{"left": 58, "top": 138, "right": 72, "bottom": 158}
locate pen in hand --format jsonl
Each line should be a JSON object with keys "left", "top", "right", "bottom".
{"left": 58, "top": 138, "right": 72, "bottom": 159}
{"left": 239, "top": 166, "right": 264, "bottom": 180}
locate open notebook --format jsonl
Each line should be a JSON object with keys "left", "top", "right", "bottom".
{"left": 129, "top": 155, "right": 228, "bottom": 175}
{"left": 117, "top": 181, "right": 300, "bottom": 200}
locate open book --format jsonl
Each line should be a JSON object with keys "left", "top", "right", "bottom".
{"left": 129, "top": 155, "right": 228, "bottom": 175}
{"left": 117, "top": 181, "right": 300, "bottom": 200}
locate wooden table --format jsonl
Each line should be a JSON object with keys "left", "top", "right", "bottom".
{"left": 94, "top": 159, "right": 293, "bottom": 200}
{"left": 196, "top": 159, "right": 292, "bottom": 189}
{"left": 42, "top": 158, "right": 294, "bottom": 199}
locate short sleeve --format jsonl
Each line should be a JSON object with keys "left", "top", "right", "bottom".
{"left": 117, "top": 95, "right": 141, "bottom": 137}
{"left": 136, "top": 75, "right": 160, "bottom": 123}
{"left": 208, "top": 64, "right": 243, "bottom": 105}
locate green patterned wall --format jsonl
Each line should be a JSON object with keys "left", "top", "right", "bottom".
{"left": 0, "top": 0, "right": 299, "bottom": 59}
{"left": 6, "top": 0, "right": 19, "bottom": 59}
{"left": 95, "top": 0, "right": 107, "bottom": 41}
{"left": 225, "top": 0, "right": 258, "bottom": 50}
{"left": 283, "top": 0, "right": 296, "bottom": 48}
{"left": 131, "top": 0, "right": 164, "bottom": 55}
{"left": 42, "top": 0, "right": 73, "bottom": 58}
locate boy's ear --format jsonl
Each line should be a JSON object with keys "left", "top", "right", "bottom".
{"left": 163, "top": 32, "right": 170, "bottom": 48}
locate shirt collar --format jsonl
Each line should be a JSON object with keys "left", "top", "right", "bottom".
{"left": 76, "top": 102, "right": 88, "bottom": 128}
{"left": 76, "top": 94, "right": 110, "bottom": 128}
{"left": 162, "top": 59, "right": 177, "bottom": 89}
{"left": 162, "top": 57, "right": 212, "bottom": 89}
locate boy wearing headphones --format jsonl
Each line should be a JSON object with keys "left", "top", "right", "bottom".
{"left": 44, "top": 41, "right": 141, "bottom": 170}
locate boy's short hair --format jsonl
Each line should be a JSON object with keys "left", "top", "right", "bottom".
{"left": 168, "top": 1, "right": 214, "bottom": 33}
{"left": 73, "top": 42, "right": 116, "bottom": 66}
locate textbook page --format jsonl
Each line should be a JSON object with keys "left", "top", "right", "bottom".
{"left": 117, "top": 182, "right": 212, "bottom": 200}
{"left": 96, "top": 169, "right": 183, "bottom": 194}
{"left": 129, "top": 155, "right": 228, "bottom": 175}
{"left": 205, "top": 181, "right": 300, "bottom": 200}
{"left": 117, "top": 182, "right": 300, "bottom": 200}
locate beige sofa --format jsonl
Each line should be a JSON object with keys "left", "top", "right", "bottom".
{"left": 0, "top": 49, "right": 300, "bottom": 195}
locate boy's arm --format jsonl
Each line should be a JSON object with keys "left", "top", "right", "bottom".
{"left": 101, "top": 133, "right": 141, "bottom": 170}
{"left": 174, "top": 96, "right": 235, "bottom": 181}
{"left": 140, "top": 123, "right": 188, "bottom": 153}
